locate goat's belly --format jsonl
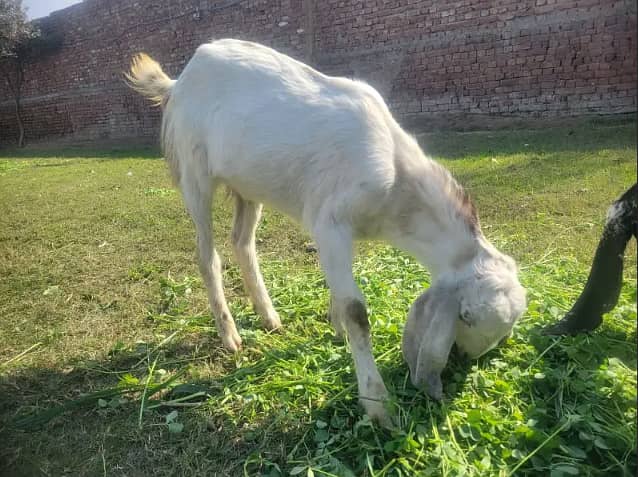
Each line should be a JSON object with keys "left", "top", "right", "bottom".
{"left": 222, "top": 176, "right": 304, "bottom": 223}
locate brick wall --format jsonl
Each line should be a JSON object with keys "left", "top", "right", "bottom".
{"left": 0, "top": 0, "right": 635, "bottom": 146}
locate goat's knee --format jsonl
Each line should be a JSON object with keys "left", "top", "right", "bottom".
{"left": 328, "top": 299, "right": 346, "bottom": 338}
{"left": 330, "top": 297, "right": 369, "bottom": 340}
{"left": 345, "top": 299, "right": 370, "bottom": 335}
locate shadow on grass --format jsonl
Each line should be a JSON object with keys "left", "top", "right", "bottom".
{"left": 0, "top": 324, "right": 394, "bottom": 476}
{"left": 1, "top": 121, "right": 635, "bottom": 163}
{"left": 0, "top": 281, "right": 483, "bottom": 477}
{"left": 0, "top": 336, "right": 306, "bottom": 475}
{"left": 418, "top": 121, "right": 636, "bottom": 160}
{"left": 2, "top": 315, "right": 636, "bottom": 476}
{"left": 452, "top": 150, "right": 636, "bottom": 197}
{"left": 0, "top": 145, "right": 161, "bottom": 160}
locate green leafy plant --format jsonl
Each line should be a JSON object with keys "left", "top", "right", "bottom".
{"left": 0, "top": 123, "right": 635, "bottom": 476}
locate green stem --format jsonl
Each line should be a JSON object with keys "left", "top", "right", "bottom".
{"left": 138, "top": 357, "right": 158, "bottom": 429}
{"left": 508, "top": 417, "right": 572, "bottom": 476}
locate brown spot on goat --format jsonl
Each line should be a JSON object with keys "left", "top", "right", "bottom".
{"left": 346, "top": 299, "right": 370, "bottom": 334}
{"left": 454, "top": 184, "right": 480, "bottom": 235}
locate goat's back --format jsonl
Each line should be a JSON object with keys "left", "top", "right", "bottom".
{"left": 166, "top": 39, "right": 400, "bottom": 224}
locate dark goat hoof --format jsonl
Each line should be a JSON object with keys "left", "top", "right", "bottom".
{"left": 542, "top": 316, "right": 602, "bottom": 336}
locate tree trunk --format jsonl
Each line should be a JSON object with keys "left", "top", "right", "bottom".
{"left": 15, "top": 95, "right": 25, "bottom": 148}
{"left": 16, "top": 61, "right": 25, "bottom": 147}
{"left": 3, "top": 59, "right": 25, "bottom": 147}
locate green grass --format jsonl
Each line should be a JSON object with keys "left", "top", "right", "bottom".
{"left": 0, "top": 121, "right": 636, "bottom": 476}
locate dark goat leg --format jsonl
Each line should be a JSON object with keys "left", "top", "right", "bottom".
{"left": 543, "top": 183, "right": 637, "bottom": 335}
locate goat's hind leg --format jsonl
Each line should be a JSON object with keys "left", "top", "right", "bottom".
{"left": 181, "top": 177, "right": 242, "bottom": 351}
{"left": 231, "top": 193, "right": 281, "bottom": 330}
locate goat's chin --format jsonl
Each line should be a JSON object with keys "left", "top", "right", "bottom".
{"left": 508, "top": 287, "right": 528, "bottom": 322}
{"left": 455, "top": 313, "right": 513, "bottom": 359}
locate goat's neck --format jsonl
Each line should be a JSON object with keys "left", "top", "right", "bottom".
{"left": 389, "top": 216, "right": 483, "bottom": 279}
{"left": 385, "top": 148, "right": 484, "bottom": 279}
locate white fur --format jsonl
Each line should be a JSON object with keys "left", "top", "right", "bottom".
{"left": 606, "top": 201, "right": 624, "bottom": 224}
{"left": 128, "top": 39, "right": 527, "bottom": 424}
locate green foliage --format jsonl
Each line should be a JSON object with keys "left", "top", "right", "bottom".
{"left": 0, "top": 0, "right": 63, "bottom": 146}
{"left": 0, "top": 0, "right": 36, "bottom": 58}
{"left": 0, "top": 0, "right": 63, "bottom": 60}
{"left": 0, "top": 122, "right": 635, "bottom": 476}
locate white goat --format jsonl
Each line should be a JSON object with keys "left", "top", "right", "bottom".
{"left": 127, "top": 39, "right": 527, "bottom": 426}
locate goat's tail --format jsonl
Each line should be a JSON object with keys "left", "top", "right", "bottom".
{"left": 125, "top": 53, "right": 175, "bottom": 107}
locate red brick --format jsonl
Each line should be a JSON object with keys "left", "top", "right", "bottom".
{"left": 0, "top": 0, "right": 636, "bottom": 144}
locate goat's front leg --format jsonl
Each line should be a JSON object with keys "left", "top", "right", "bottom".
{"left": 314, "top": 223, "right": 393, "bottom": 428}
{"left": 181, "top": 180, "right": 241, "bottom": 352}
{"left": 328, "top": 298, "right": 346, "bottom": 339}
{"left": 231, "top": 194, "right": 281, "bottom": 330}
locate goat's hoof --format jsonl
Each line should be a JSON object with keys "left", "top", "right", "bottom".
{"left": 361, "top": 384, "right": 396, "bottom": 430}
{"left": 262, "top": 311, "right": 282, "bottom": 331}
{"left": 542, "top": 315, "right": 602, "bottom": 336}
{"left": 221, "top": 331, "right": 243, "bottom": 352}
{"left": 363, "top": 400, "right": 397, "bottom": 430}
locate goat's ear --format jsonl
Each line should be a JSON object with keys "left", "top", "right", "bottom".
{"left": 403, "top": 283, "right": 459, "bottom": 400}
{"left": 402, "top": 289, "right": 431, "bottom": 382}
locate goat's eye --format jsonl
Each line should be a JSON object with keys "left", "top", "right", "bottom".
{"left": 459, "top": 311, "right": 472, "bottom": 325}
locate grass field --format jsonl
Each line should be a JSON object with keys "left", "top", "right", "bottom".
{"left": 0, "top": 121, "right": 636, "bottom": 476}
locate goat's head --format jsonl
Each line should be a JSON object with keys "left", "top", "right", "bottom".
{"left": 402, "top": 248, "right": 526, "bottom": 399}
{"left": 453, "top": 249, "right": 527, "bottom": 358}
